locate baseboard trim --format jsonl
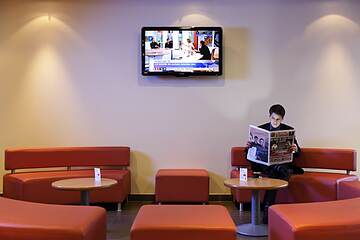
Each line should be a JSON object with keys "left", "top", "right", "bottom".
{"left": 128, "top": 194, "right": 155, "bottom": 202}
{"left": 209, "top": 194, "right": 233, "bottom": 201}
{"left": 128, "top": 194, "right": 233, "bottom": 202}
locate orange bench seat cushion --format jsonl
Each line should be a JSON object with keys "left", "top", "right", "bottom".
{"left": 3, "top": 169, "right": 130, "bottom": 204}
{"left": 0, "top": 197, "right": 106, "bottom": 240}
{"left": 338, "top": 181, "right": 360, "bottom": 200}
{"left": 231, "top": 170, "right": 357, "bottom": 203}
{"left": 276, "top": 172, "right": 357, "bottom": 203}
{"left": 131, "top": 205, "right": 236, "bottom": 240}
{"left": 269, "top": 198, "right": 360, "bottom": 240}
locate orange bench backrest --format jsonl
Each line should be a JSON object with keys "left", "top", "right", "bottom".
{"left": 231, "top": 147, "right": 356, "bottom": 171}
{"left": 5, "top": 146, "right": 130, "bottom": 170}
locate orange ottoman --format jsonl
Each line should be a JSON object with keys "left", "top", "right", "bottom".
{"left": 130, "top": 205, "right": 236, "bottom": 240}
{"left": 0, "top": 197, "right": 106, "bottom": 240}
{"left": 269, "top": 198, "right": 360, "bottom": 240}
{"left": 155, "top": 169, "right": 209, "bottom": 203}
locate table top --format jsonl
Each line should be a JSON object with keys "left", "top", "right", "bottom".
{"left": 52, "top": 178, "right": 117, "bottom": 191}
{"left": 224, "top": 177, "right": 288, "bottom": 190}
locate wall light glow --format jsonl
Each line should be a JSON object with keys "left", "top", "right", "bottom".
{"left": 3, "top": 15, "right": 87, "bottom": 48}
{"left": 303, "top": 14, "right": 360, "bottom": 108}
{"left": 305, "top": 14, "right": 360, "bottom": 39}
{"left": 174, "top": 13, "right": 217, "bottom": 26}
{"left": 4, "top": 14, "right": 91, "bottom": 142}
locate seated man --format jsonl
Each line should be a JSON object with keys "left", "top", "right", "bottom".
{"left": 246, "top": 104, "right": 304, "bottom": 224}
{"left": 150, "top": 38, "right": 160, "bottom": 49}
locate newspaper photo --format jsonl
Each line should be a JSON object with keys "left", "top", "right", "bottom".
{"left": 246, "top": 125, "right": 295, "bottom": 166}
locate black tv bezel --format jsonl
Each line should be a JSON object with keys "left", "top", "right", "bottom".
{"left": 141, "top": 26, "right": 223, "bottom": 77}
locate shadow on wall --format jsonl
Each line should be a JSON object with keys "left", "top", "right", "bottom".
{"left": 130, "top": 150, "right": 155, "bottom": 194}
{"left": 137, "top": 27, "right": 250, "bottom": 87}
{"left": 138, "top": 75, "right": 225, "bottom": 87}
{"left": 209, "top": 171, "right": 231, "bottom": 194}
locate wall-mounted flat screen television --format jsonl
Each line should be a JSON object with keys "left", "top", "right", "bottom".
{"left": 142, "top": 26, "right": 223, "bottom": 76}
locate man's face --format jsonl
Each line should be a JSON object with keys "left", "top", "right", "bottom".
{"left": 270, "top": 113, "right": 283, "bottom": 128}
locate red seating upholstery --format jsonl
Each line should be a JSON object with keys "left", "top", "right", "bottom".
{"left": 0, "top": 197, "right": 106, "bottom": 240}
{"left": 294, "top": 148, "right": 356, "bottom": 171}
{"left": 338, "top": 181, "right": 360, "bottom": 200}
{"left": 130, "top": 205, "right": 236, "bottom": 240}
{"left": 4, "top": 169, "right": 130, "bottom": 204}
{"left": 5, "top": 146, "right": 130, "bottom": 169}
{"left": 269, "top": 198, "right": 360, "bottom": 240}
{"left": 231, "top": 147, "right": 358, "bottom": 204}
{"left": 3, "top": 147, "right": 131, "bottom": 205}
{"left": 155, "top": 169, "right": 209, "bottom": 203}
{"left": 276, "top": 172, "right": 357, "bottom": 203}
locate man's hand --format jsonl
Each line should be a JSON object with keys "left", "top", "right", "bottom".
{"left": 246, "top": 141, "right": 252, "bottom": 148}
{"left": 290, "top": 144, "right": 298, "bottom": 153}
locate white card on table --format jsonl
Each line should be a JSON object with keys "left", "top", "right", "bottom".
{"left": 94, "top": 168, "right": 101, "bottom": 182}
{"left": 240, "top": 168, "right": 248, "bottom": 182}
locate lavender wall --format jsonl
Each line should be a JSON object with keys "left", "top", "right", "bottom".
{"left": 1, "top": 0, "right": 360, "bottom": 194}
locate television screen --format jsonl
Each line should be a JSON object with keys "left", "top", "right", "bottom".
{"left": 142, "top": 27, "right": 223, "bottom": 76}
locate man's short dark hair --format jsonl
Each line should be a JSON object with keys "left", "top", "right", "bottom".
{"left": 269, "top": 104, "right": 286, "bottom": 118}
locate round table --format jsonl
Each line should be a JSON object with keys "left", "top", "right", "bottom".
{"left": 52, "top": 178, "right": 117, "bottom": 205}
{"left": 224, "top": 177, "right": 288, "bottom": 237}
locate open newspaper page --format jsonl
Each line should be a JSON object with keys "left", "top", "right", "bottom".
{"left": 247, "top": 125, "right": 271, "bottom": 166}
{"left": 269, "top": 130, "right": 295, "bottom": 165}
{"left": 247, "top": 125, "right": 296, "bottom": 166}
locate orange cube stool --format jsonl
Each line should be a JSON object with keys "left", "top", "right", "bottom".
{"left": 155, "top": 169, "right": 209, "bottom": 203}
{"left": 131, "top": 205, "right": 236, "bottom": 240}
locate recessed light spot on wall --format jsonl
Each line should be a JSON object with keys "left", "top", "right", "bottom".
{"left": 2, "top": 15, "right": 88, "bottom": 52}
{"left": 174, "top": 13, "right": 217, "bottom": 26}
{"left": 305, "top": 14, "right": 360, "bottom": 40}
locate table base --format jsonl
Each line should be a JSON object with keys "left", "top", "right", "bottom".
{"left": 81, "top": 190, "right": 89, "bottom": 206}
{"left": 236, "top": 224, "right": 268, "bottom": 237}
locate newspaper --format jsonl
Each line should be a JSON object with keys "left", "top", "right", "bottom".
{"left": 246, "top": 125, "right": 295, "bottom": 166}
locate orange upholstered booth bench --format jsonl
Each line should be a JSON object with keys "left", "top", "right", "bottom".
{"left": 155, "top": 169, "right": 209, "bottom": 203}
{"left": 230, "top": 147, "right": 357, "bottom": 204}
{"left": 130, "top": 205, "right": 236, "bottom": 240}
{"left": 269, "top": 197, "right": 360, "bottom": 240}
{"left": 3, "top": 147, "right": 131, "bottom": 207}
{"left": 338, "top": 180, "right": 360, "bottom": 200}
{"left": 0, "top": 197, "right": 106, "bottom": 240}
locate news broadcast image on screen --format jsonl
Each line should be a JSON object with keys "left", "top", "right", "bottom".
{"left": 143, "top": 29, "right": 221, "bottom": 74}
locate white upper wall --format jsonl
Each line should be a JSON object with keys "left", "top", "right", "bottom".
{"left": 1, "top": 0, "right": 359, "bottom": 194}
